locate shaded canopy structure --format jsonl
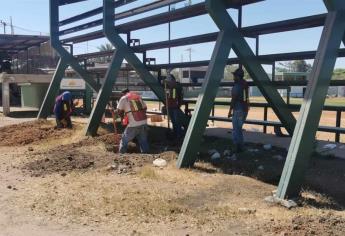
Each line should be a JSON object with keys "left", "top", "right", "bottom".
{"left": 40, "top": 0, "right": 345, "bottom": 201}
{"left": 0, "top": 34, "right": 49, "bottom": 57}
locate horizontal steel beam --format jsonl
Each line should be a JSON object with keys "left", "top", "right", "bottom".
{"left": 147, "top": 48, "right": 345, "bottom": 69}
{"left": 59, "top": 0, "right": 137, "bottom": 26}
{"left": 59, "top": 0, "right": 185, "bottom": 36}
{"left": 59, "top": 0, "right": 87, "bottom": 6}
{"left": 61, "top": 12, "right": 326, "bottom": 45}
{"left": 61, "top": 1, "right": 268, "bottom": 43}
{"left": 110, "top": 79, "right": 345, "bottom": 87}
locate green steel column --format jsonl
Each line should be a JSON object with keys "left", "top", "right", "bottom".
{"left": 39, "top": 0, "right": 100, "bottom": 119}
{"left": 225, "top": 10, "right": 296, "bottom": 135}
{"left": 85, "top": 0, "right": 125, "bottom": 136}
{"left": 177, "top": 0, "right": 296, "bottom": 168}
{"left": 276, "top": 9, "right": 345, "bottom": 199}
{"left": 38, "top": 59, "right": 68, "bottom": 118}
{"left": 324, "top": 0, "right": 345, "bottom": 44}
{"left": 38, "top": 0, "right": 67, "bottom": 119}
{"left": 84, "top": 83, "right": 93, "bottom": 114}
{"left": 85, "top": 50, "right": 124, "bottom": 136}
{"left": 57, "top": 49, "right": 100, "bottom": 92}
{"left": 102, "top": 0, "right": 189, "bottom": 127}
{"left": 177, "top": 0, "right": 234, "bottom": 168}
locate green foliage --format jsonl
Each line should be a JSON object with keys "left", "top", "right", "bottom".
{"left": 332, "top": 68, "right": 345, "bottom": 80}
{"left": 92, "top": 43, "right": 115, "bottom": 63}
{"left": 277, "top": 60, "right": 312, "bottom": 73}
{"left": 97, "top": 43, "right": 114, "bottom": 52}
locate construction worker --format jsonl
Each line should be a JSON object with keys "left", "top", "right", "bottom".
{"left": 54, "top": 91, "right": 73, "bottom": 129}
{"left": 116, "top": 89, "right": 149, "bottom": 154}
{"left": 228, "top": 68, "right": 249, "bottom": 153}
{"left": 165, "top": 74, "right": 184, "bottom": 139}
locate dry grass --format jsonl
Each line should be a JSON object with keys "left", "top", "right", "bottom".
{"left": 1, "top": 121, "right": 345, "bottom": 235}
{"left": 139, "top": 165, "right": 158, "bottom": 179}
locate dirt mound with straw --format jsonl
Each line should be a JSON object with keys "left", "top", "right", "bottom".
{"left": 21, "top": 131, "right": 177, "bottom": 177}
{"left": 0, "top": 120, "right": 75, "bottom": 146}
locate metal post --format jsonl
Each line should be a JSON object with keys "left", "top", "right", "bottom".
{"left": 335, "top": 110, "right": 341, "bottom": 142}
{"left": 177, "top": 0, "right": 296, "bottom": 168}
{"left": 272, "top": 62, "right": 276, "bottom": 81}
{"left": 263, "top": 106, "right": 268, "bottom": 133}
{"left": 39, "top": 0, "right": 101, "bottom": 120}
{"left": 276, "top": 9, "right": 345, "bottom": 199}
{"left": 26, "top": 50, "right": 29, "bottom": 74}
{"left": 37, "top": 59, "right": 68, "bottom": 118}
{"left": 102, "top": 0, "right": 189, "bottom": 129}
{"left": 1, "top": 73, "right": 10, "bottom": 116}
{"left": 177, "top": 0, "right": 234, "bottom": 168}
{"left": 127, "top": 32, "right": 131, "bottom": 46}
{"left": 85, "top": 50, "right": 124, "bottom": 135}
{"left": 85, "top": 0, "right": 125, "bottom": 136}
{"left": 256, "top": 36, "right": 259, "bottom": 56}
{"left": 287, "top": 87, "right": 291, "bottom": 105}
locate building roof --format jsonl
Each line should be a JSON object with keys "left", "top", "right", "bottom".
{"left": 0, "top": 34, "right": 50, "bottom": 57}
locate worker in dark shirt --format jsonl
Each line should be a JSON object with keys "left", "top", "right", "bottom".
{"left": 228, "top": 68, "right": 249, "bottom": 152}
{"left": 165, "top": 74, "right": 184, "bottom": 139}
{"left": 54, "top": 91, "right": 73, "bottom": 129}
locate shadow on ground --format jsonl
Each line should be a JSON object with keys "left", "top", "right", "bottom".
{"left": 195, "top": 136, "right": 345, "bottom": 210}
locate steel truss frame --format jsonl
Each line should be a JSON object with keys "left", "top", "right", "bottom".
{"left": 276, "top": 0, "right": 345, "bottom": 199}
{"left": 38, "top": 0, "right": 100, "bottom": 119}
{"left": 85, "top": 0, "right": 189, "bottom": 136}
{"left": 42, "top": 0, "right": 345, "bottom": 198}
{"left": 177, "top": 0, "right": 296, "bottom": 167}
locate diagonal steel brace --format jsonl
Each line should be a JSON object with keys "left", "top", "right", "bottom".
{"left": 102, "top": 0, "right": 189, "bottom": 129}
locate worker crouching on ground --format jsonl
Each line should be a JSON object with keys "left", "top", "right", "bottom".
{"left": 165, "top": 74, "right": 184, "bottom": 139}
{"left": 228, "top": 68, "right": 249, "bottom": 153}
{"left": 116, "top": 89, "right": 149, "bottom": 154}
{"left": 54, "top": 91, "right": 73, "bottom": 129}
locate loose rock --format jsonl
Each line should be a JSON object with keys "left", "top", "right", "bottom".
{"left": 210, "top": 152, "right": 221, "bottom": 160}
{"left": 263, "top": 144, "right": 272, "bottom": 150}
{"left": 153, "top": 158, "right": 168, "bottom": 167}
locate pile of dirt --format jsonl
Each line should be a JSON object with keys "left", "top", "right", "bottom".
{"left": 22, "top": 133, "right": 177, "bottom": 177}
{"left": 0, "top": 120, "right": 74, "bottom": 146}
{"left": 266, "top": 213, "right": 345, "bottom": 235}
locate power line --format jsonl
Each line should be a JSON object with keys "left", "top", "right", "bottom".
{"left": 0, "top": 19, "right": 48, "bottom": 35}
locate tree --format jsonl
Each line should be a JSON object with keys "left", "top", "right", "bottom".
{"left": 332, "top": 68, "right": 345, "bottom": 80}
{"left": 277, "top": 60, "right": 312, "bottom": 73}
{"left": 97, "top": 43, "right": 114, "bottom": 52}
{"left": 94, "top": 43, "right": 114, "bottom": 63}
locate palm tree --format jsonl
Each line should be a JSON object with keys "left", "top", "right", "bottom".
{"left": 95, "top": 43, "right": 114, "bottom": 63}
{"left": 97, "top": 43, "right": 114, "bottom": 52}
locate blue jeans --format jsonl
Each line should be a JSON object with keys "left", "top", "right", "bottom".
{"left": 119, "top": 125, "right": 149, "bottom": 153}
{"left": 232, "top": 110, "right": 247, "bottom": 146}
{"left": 168, "top": 108, "right": 183, "bottom": 138}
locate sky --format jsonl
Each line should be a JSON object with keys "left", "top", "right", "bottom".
{"left": 1, "top": 0, "right": 345, "bottom": 69}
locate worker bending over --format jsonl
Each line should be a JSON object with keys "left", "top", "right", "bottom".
{"left": 54, "top": 91, "right": 73, "bottom": 129}
{"left": 228, "top": 68, "right": 249, "bottom": 153}
{"left": 116, "top": 89, "right": 149, "bottom": 154}
{"left": 165, "top": 74, "right": 184, "bottom": 139}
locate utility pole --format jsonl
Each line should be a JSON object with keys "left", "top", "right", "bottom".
{"left": 10, "top": 17, "right": 14, "bottom": 35}
{"left": 185, "top": 47, "right": 193, "bottom": 83}
{"left": 0, "top": 20, "right": 7, "bottom": 34}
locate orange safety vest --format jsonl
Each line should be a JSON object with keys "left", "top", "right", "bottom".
{"left": 122, "top": 92, "right": 147, "bottom": 126}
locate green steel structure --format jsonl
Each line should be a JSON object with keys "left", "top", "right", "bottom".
{"left": 42, "top": 0, "right": 345, "bottom": 200}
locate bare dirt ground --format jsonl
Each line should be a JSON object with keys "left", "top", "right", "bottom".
{"left": 0, "top": 119, "right": 344, "bottom": 235}
{"left": 146, "top": 102, "right": 345, "bottom": 142}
